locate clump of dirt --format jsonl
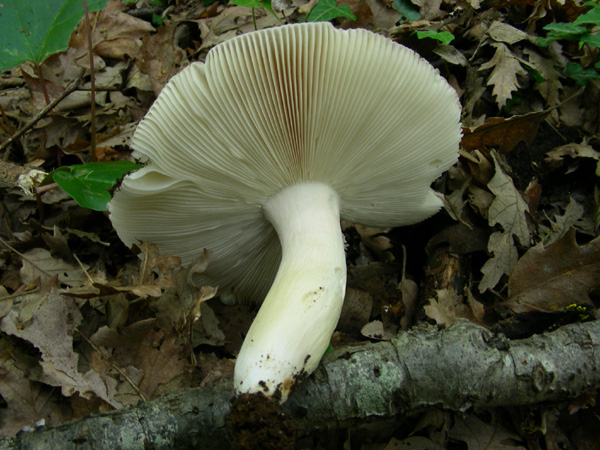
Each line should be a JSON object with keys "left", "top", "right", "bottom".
{"left": 229, "top": 393, "right": 296, "bottom": 450}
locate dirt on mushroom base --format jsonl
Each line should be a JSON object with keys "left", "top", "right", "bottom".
{"left": 229, "top": 393, "right": 296, "bottom": 450}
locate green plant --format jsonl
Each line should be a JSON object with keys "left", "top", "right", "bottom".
{"left": 305, "top": 0, "right": 355, "bottom": 23}
{"left": 537, "top": 1, "right": 600, "bottom": 85}
{"left": 392, "top": 0, "right": 420, "bottom": 22}
{"left": 0, "top": 0, "right": 109, "bottom": 72}
{"left": 229, "top": 0, "right": 279, "bottom": 29}
{"left": 43, "top": 161, "right": 142, "bottom": 211}
{"left": 414, "top": 30, "right": 455, "bottom": 45}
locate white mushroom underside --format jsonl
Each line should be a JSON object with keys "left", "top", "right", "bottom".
{"left": 109, "top": 22, "right": 461, "bottom": 301}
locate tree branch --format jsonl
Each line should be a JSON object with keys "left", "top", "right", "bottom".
{"left": 2, "top": 319, "right": 598, "bottom": 449}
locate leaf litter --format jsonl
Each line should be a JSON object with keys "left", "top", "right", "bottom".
{"left": 1, "top": 0, "right": 599, "bottom": 448}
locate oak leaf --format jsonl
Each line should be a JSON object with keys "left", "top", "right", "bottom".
{"left": 504, "top": 231, "right": 600, "bottom": 314}
{"left": 479, "top": 43, "right": 528, "bottom": 108}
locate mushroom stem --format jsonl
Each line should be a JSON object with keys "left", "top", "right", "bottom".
{"left": 234, "top": 182, "right": 346, "bottom": 402}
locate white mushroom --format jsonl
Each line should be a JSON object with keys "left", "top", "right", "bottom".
{"left": 109, "top": 22, "right": 461, "bottom": 402}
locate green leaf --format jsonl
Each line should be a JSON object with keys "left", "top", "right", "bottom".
{"left": 392, "top": 0, "right": 421, "bottom": 22}
{"left": 0, "top": 0, "right": 109, "bottom": 71}
{"left": 580, "top": 32, "right": 600, "bottom": 48}
{"left": 230, "top": 0, "right": 276, "bottom": 16}
{"left": 573, "top": 1, "right": 600, "bottom": 26}
{"left": 50, "top": 161, "right": 141, "bottom": 211}
{"left": 566, "top": 62, "right": 600, "bottom": 86}
{"left": 306, "top": 0, "right": 356, "bottom": 22}
{"left": 414, "top": 30, "right": 455, "bottom": 44}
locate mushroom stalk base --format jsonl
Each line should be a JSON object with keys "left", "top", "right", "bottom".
{"left": 234, "top": 182, "right": 346, "bottom": 402}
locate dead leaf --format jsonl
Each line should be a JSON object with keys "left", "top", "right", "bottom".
{"left": 424, "top": 288, "right": 483, "bottom": 327}
{"left": 461, "top": 111, "right": 550, "bottom": 154}
{"left": 486, "top": 21, "right": 529, "bottom": 45}
{"left": 0, "top": 339, "right": 67, "bottom": 436}
{"left": 361, "top": 320, "right": 394, "bottom": 341}
{"left": 504, "top": 231, "right": 600, "bottom": 314}
{"left": 19, "top": 248, "right": 88, "bottom": 288}
{"left": 479, "top": 43, "right": 528, "bottom": 108}
{"left": 479, "top": 156, "right": 530, "bottom": 293}
{"left": 0, "top": 288, "right": 122, "bottom": 408}
{"left": 543, "top": 197, "right": 585, "bottom": 246}
{"left": 479, "top": 231, "right": 518, "bottom": 293}
{"left": 487, "top": 154, "right": 531, "bottom": 247}
{"left": 449, "top": 414, "right": 526, "bottom": 450}
{"left": 545, "top": 143, "right": 600, "bottom": 176}
{"left": 137, "top": 23, "right": 189, "bottom": 95}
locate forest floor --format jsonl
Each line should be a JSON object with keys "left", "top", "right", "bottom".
{"left": 1, "top": 0, "right": 599, "bottom": 448}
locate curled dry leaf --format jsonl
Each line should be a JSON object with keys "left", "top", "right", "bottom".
{"left": 505, "top": 230, "right": 600, "bottom": 314}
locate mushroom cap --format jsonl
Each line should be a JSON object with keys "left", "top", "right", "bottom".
{"left": 109, "top": 22, "right": 461, "bottom": 301}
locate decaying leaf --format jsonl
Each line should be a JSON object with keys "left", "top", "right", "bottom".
{"left": 449, "top": 414, "right": 526, "bottom": 450}
{"left": 461, "top": 111, "right": 550, "bottom": 154}
{"left": 543, "top": 197, "right": 585, "bottom": 246}
{"left": 0, "top": 287, "right": 122, "bottom": 408}
{"left": 487, "top": 155, "right": 531, "bottom": 247}
{"left": 479, "top": 43, "right": 528, "bottom": 108}
{"left": 478, "top": 155, "right": 531, "bottom": 293}
{"left": 19, "top": 248, "right": 88, "bottom": 288}
{"left": 0, "top": 339, "right": 66, "bottom": 436}
{"left": 545, "top": 143, "right": 600, "bottom": 175}
{"left": 487, "top": 21, "right": 529, "bottom": 45}
{"left": 424, "top": 288, "right": 484, "bottom": 327}
{"left": 479, "top": 231, "right": 518, "bottom": 293}
{"left": 504, "top": 230, "right": 600, "bottom": 314}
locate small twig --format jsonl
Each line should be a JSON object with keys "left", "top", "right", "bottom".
{"left": 82, "top": 0, "right": 97, "bottom": 161}
{"left": 73, "top": 253, "right": 95, "bottom": 285}
{"left": 0, "top": 69, "right": 86, "bottom": 154}
{"left": 0, "top": 286, "right": 40, "bottom": 303}
{"left": 0, "top": 235, "right": 53, "bottom": 277}
{"left": 75, "top": 329, "right": 149, "bottom": 403}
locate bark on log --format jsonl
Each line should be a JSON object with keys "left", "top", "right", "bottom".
{"left": 1, "top": 319, "right": 598, "bottom": 450}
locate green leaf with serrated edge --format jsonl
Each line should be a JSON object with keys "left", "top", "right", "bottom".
{"left": 50, "top": 161, "right": 141, "bottom": 211}
{"left": 392, "top": 0, "right": 421, "bottom": 22}
{"left": 306, "top": 0, "right": 356, "bottom": 22}
{"left": 0, "top": 0, "right": 109, "bottom": 71}
{"left": 574, "top": 2, "right": 600, "bottom": 26}
{"left": 415, "top": 30, "right": 455, "bottom": 44}
{"left": 230, "top": 0, "right": 276, "bottom": 16}
{"left": 566, "top": 62, "right": 600, "bottom": 86}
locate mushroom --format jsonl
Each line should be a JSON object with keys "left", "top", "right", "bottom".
{"left": 109, "top": 22, "right": 461, "bottom": 402}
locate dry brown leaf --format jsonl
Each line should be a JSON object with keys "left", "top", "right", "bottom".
{"left": 461, "top": 111, "right": 550, "bottom": 154}
{"left": 19, "top": 248, "right": 88, "bottom": 288}
{"left": 424, "top": 288, "right": 483, "bottom": 327}
{"left": 449, "top": 414, "right": 526, "bottom": 450}
{"left": 0, "top": 339, "right": 67, "bottom": 436}
{"left": 504, "top": 231, "right": 600, "bottom": 314}
{"left": 542, "top": 197, "right": 585, "bottom": 246}
{"left": 0, "top": 288, "right": 122, "bottom": 408}
{"left": 478, "top": 155, "right": 530, "bottom": 292}
{"left": 478, "top": 43, "right": 528, "bottom": 108}
{"left": 486, "top": 21, "right": 529, "bottom": 45}
{"left": 487, "top": 154, "right": 531, "bottom": 247}
{"left": 137, "top": 23, "right": 189, "bottom": 95}
{"left": 545, "top": 143, "right": 600, "bottom": 175}
{"left": 135, "top": 329, "right": 189, "bottom": 398}
{"left": 479, "top": 231, "right": 518, "bottom": 293}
